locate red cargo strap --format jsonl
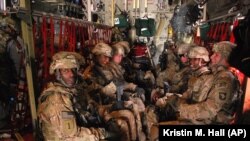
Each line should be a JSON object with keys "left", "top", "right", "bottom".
{"left": 80, "top": 25, "right": 85, "bottom": 50}
{"left": 212, "top": 23, "right": 219, "bottom": 40}
{"left": 221, "top": 22, "right": 230, "bottom": 41}
{"left": 59, "top": 19, "right": 63, "bottom": 51}
{"left": 64, "top": 20, "right": 70, "bottom": 50}
{"left": 230, "top": 20, "right": 239, "bottom": 43}
{"left": 217, "top": 23, "right": 223, "bottom": 40}
{"left": 71, "top": 22, "right": 76, "bottom": 51}
{"left": 219, "top": 22, "right": 226, "bottom": 41}
{"left": 69, "top": 22, "right": 73, "bottom": 51}
{"left": 42, "top": 16, "right": 48, "bottom": 79}
{"left": 49, "top": 17, "right": 55, "bottom": 56}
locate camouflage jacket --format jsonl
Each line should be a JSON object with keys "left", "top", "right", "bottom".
{"left": 178, "top": 66, "right": 241, "bottom": 124}
{"left": 170, "top": 66, "right": 192, "bottom": 93}
{"left": 156, "top": 49, "right": 180, "bottom": 88}
{"left": 109, "top": 62, "right": 137, "bottom": 91}
{"left": 37, "top": 80, "right": 103, "bottom": 140}
{"left": 38, "top": 82, "right": 77, "bottom": 140}
{"left": 182, "top": 67, "right": 214, "bottom": 103}
{"left": 85, "top": 64, "right": 116, "bottom": 105}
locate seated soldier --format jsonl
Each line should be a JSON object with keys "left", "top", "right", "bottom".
{"left": 110, "top": 41, "right": 147, "bottom": 140}
{"left": 156, "top": 42, "right": 242, "bottom": 125}
{"left": 209, "top": 41, "right": 242, "bottom": 124}
{"left": 169, "top": 43, "right": 195, "bottom": 93}
{"left": 37, "top": 51, "right": 114, "bottom": 141}
{"left": 83, "top": 43, "right": 145, "bottom": 141}
{"left": 155, "top": 46, "right": 214, "bottom": 122}
{"left": 155, "top": 43, "right": 180, "bottom": 89}
{"left": 144, "top": 46, "right": 215, "bottom": 140}
{"left": 151, "top": 43, "right": 195, "bottom": 102}
{"left": 110, "top": 41, "right": 146, "bottom": 103}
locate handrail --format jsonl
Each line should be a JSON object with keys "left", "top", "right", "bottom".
{"left": 31, "top": 10, "right": 112, "bottom": 29}
{"left": 201, "top": 11, "right": 240, "bottom": 23}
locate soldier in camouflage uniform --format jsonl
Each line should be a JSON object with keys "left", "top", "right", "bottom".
{"left": 37, "top": 51, "right": 111, "bottom": 141}
{"left": 209, "top": 41, "right": 242, "bottom": 124}
{"left": 84, "top": 43, "right": 141, "bottom": 141}
{"left": 110, "top": 41, "right": 146, "bottom": 102}
{"left": 169, "top": 43, "right": 194, "bottom": 93}
{"left": 155, "top": 47, "right": 180, "bottom": 89}
{"left": 152, "top": 43, "right": 194, "bottom": 101}
{"left": 155, "top": 46, "right": 214, "bottom": 124}
{"left": 157, "top": 42, "right": 242, "bottom": 125}
{"left": 110, "top": 41, "right": 147, "bottom": 140}
{"left": 151, "top": 44, "right": 180, "bottom": 102}
{"left": 84, "top": 42, "right": 117, "bottom": 105}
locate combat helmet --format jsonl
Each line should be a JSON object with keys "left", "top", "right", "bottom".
{"left": 112, "top": 41, "right": 130, "bottom": 56}
{"left": 212, "top": 41, "right": 236, "bottom": 59}
{"left": 177, "top": 43, "right": 195, "bottom": 55}
{"left": 92, "top": 42, "right": 112, "bottom": 57}
{"left": 49, "top": 51, "right": 84, "bottom": 74}
{"left": 188, "top": 46, "right": 210, "bottom": 62}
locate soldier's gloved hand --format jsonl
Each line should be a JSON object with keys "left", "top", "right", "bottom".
{"left": 101, "top": 82, "right": 117, "bottom": 97}
{"left": 135, "top": 87, "right": 146, "bottom": 102}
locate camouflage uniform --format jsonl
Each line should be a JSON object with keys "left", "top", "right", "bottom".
{"left": 208, "top": 41, "right": 241, "bottom": 124}
{"left": 169, "top": 43, "right": 195, "bottom": 93}
{"left": 156, "top": 49, "right": 180, "bottom": 88}
{"left": 110, "top": 42, "right": 147, "bottom": 140}
{"left": 156, "top": 47, "right": 214, "bottom": 124}
{"left": 177, "top": 67, "right": 240, "bottom": 124}
{"left": 38, "top": 82, "right": 106, "bottom": 141}
{"left": 38, "top": 51, "right": 107, "bottom": 141}
{"left": 159, "top": 44, "right": 241, "bottom": 125}
{"left": 110, "top": 41, "right": 145, "bottom": 100}
{"left": 170, "top": 67, "right": 192, "bottom": 93}
{"left": 86, "top": 43, "right": 142, "bottom": 141}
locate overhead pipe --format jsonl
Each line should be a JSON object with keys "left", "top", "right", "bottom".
{"left": 124, "top": 0, "right": 127, "bottom": 11}
{"left": 0, "top": 0, "right": 6, "bottom": 11}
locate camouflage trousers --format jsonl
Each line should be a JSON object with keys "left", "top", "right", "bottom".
{"left": 98, "top": 102, "right": 146, "bottom": 141}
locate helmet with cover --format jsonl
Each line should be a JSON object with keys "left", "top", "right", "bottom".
{"left": 112, "top": 41, "right": 130, "bottom": 56}
{"left": 49, "top": 51, "right": 84, "bottom": 74}
{"left": 188, "top": 46, "right": 210, "bottom": 62}
{"left": 212, "top": 41, "right": 236, "bottom": 59}
{"left": 92, "top": 42, "right": 113, "bottom": 57}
